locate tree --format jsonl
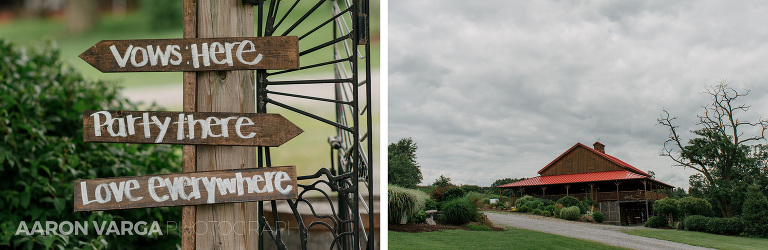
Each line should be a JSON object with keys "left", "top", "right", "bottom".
{"left": 654, "top": 198, "right": 680, "bottom": 221}
{"left": 742, "top": 184, "right": 768, "bottom": 237}
{"left": 490, "top": 178, "right": 523, "bottom": 197}
{"left": 388, "top": 138, "right": 422, "bottom": 187}
{"left": 658, "top": 82, "right": 768, "bottom": 217}
{"left": 432, "top": 175, "right": 453, "bottom": 188}
{"left": 670, "top": 187, "right": 688, "bottom": 199}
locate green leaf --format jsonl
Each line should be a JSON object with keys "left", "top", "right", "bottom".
{"left": 19, "top": 188, "right": 30, "bottom": 209}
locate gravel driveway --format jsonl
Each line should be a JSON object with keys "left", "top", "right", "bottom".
{"left": 485, "top": 212, "right": 713, "bottom": 250}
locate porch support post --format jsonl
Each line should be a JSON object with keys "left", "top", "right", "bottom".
{"left": 588, "top": 183, "right": 595, "bottom": 201}
{"left": 541, "top": 186, "right": 547, "bottom": 197}
{"left": 565, "top": 185, "right": 570, "bottom": 196}
{"left": 614, "top": 181, "right": 621, "bottom": 201}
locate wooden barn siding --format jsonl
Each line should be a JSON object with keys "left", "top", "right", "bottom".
{"left": 540, "top": 147, "right": 624, "bottom": 176}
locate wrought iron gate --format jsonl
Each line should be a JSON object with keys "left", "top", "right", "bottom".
{"left": 251, "top": 0, "right": 373, "bottom": 249}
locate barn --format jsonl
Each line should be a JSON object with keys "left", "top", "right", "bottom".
{"left": 499, "top": 142, "right": 674, "bottom": 225}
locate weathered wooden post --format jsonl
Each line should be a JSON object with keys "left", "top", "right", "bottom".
{"left": 192, "top": 1, "right": 254, "bottom": 249}
{"left": 77, "top": 0, "right": 302, "bottom": 249}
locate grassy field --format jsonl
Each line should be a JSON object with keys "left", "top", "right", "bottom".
{"left": 389, "top": 228, "right": 626, "bottom": 250}
{"left": 623, "top": 229, "right": 768, "bottom": 250}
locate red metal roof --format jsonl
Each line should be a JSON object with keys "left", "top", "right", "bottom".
{"left": 537, "top": 142, "right": 650, "bottom": 177}
{"left": 498, "top": 170, "right": 671, "bottom": 188}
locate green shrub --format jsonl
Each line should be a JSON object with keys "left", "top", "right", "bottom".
{"left": 684, "top": 215, "right": 710, "bottom": 232}
{"left": 425, "top": 198, "right": 439, "bottom": 211}
{"left": 517, "top": 205, "right": 530, "bottom": 213}
{"left": 707, "top": 217, "right": 745, "bottom": 235}
{"left": 579, "top": 197, "right": 596, "bottom": 213}
{"left": 0, "top": 40, "right": 182, "bottom": 249}
{"left": 556, "top": 196, "right": 579, "bottom": 208}
{"left": 389, "top": 185, "right": 425, "bottom": 224}
{"left": 544, "top": 204, "right": 555, "bottom": 213}
{"left": 742, "top": 184, "right": 768, "bottom": 237}
{"left": 592, "top": 211, "right": 604, "bottom": 223}
{"left": 560, "top": 206, "right": 580, "bottom": 220}
{"left": 442, "top": 186, "right": 466, "bottom": 201}
{"left": 441, "top": 198, "right": 477, "bottom": 225}
{"left": 678, "top": 197, "right": 713, "bottom": 217}
{"left": 515, "top": 195, "right": 534, "bottom": 208}
{"left": 554, "top": 204, "right": 564, "bottom": 218}
{"left": 645, "top": 216, "right": 668, "bottom": 228}
{"left": 409, "top": 210, "right": 427, "bottom": 223}
{"left": 541, "top": 211, "right": 552, "bottom": 217}
{"left": 653, "top": 198, "right": 680, "bottom": 220}
{"left": 523, "top": 200, "right": 542, "bottom": 210}
{"left": 532, "top": 209, "right": 542, "bottom": 215}
{"left": 494, "top": 202, "right": 507, "bottom": 210}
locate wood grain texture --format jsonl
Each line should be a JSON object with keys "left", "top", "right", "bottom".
{"left": 195, "top": 0, "right": 258, "bottom": 249}
{"left": 79, "top": 37, "right": 299, "bottom": 72}
{"left": 540, "top": 146, "right": 625, "bottom": 176}
{"left": 74, "top": 166, "right": 298, "bottom": 211}
{"left": 82, "top": 110, "right": 302, "bottom": 146}
{"left": 181, "top": 0, "right": 197, "bottom": 248}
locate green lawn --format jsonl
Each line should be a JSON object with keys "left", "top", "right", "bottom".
{"left": 389, "top": 228, "right": 626, "bottom": 250}
{"left": 623, "top": 229, "right": 768, "bottom": 250}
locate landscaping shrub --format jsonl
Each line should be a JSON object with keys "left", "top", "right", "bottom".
{"left": 556, "top": 196, "right": 579, "bottom": 208}
{"left": 653, "top": 198, "right": 680, "bottom": 220}
{"left": 465, "top": 192, "right": 485, "bottom": 208}
{"left": 560, "top": 206, "right": 580, "bottom": 220}
{"left": 742, "top": 184, "right": 768, "bottom": 237}
{"left": 544, "top": 205, "right": 555, "bottom": 213}
{"left": 425, "top": 198, "right": 439, "bottom": 211}
{"left": 523, "top": 199, "right": 543, "bottom": 211}
{"left": 554, "top": 204, "right": 564, "bottom": 218}
{"left": 0, "top": 40, "right": 183, "bottom": 249}
{"left": 431, "top": 186, "right": 451, "bottom": 201}
{"left": 678, "top": 197, "right": 713, "bottom": 217}
{"left": 440, "top": 198, "right": 477, "bottom": 225}
{"left": 515, "top": 195, "right": 534, "bottom": 208}
{"left": 541, "top": 211, "right": 552, "bottom": 217}
{"left": 409, "top": 210, "right": 427, "bottom": 223}
{"left": 592, "top": 211, "right": 604, "bottom": 223}
{"left": 389, "top": 185, "right": 425, "bottom": 224}
{"left": 441, "top": 186, "right": 466, "bottom": 202}
{"left": 684, "top": 215, "right": 710, "bottom": 232}
{"left": 707, "top": 217, "right": 745, "bottom": 235}
{"left": 517, "top": 205, "right": 530, "bottom": 213}
{"left": 578, "top": 197, "right": 596, "bottom": 213}
{"left": 532, "top": 209, "right": 542, "bottom": 215}
{"left": 580, "top": 214, "right": 594, "bottom": 222}
{"left": 494, "top": 202, "right": 507, "bottom": 210}
{"left": 645, "top": 216, "right": 669, "bottom": 228}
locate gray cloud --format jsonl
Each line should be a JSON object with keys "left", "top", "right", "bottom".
{"left": 389, "top": 0, "right": 768, "bottom": 188}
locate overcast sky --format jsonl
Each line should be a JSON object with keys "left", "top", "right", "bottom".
{"left": 388, "top": 0, "right": 768, "bottom": 189}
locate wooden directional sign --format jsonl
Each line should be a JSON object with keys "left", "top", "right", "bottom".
{"left": 74, "top": 166, "right": 298, "bottom": 211}
{"left": 83, "top": 110, "right": 302, "bottom": 146}
{"left": 79, "top": 36, "right": 299, "bottom": 72}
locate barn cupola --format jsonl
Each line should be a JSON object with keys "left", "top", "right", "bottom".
{"left": 593, "top": 141, "right": 605, "bottom": 153}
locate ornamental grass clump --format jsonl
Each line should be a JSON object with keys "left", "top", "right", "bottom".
{"left": 560, "top": 206, "right": 580, "bottom": 220}
{"left": 440, "top": 198, "right": 477, "bottom": 225}
{"left": 388, "top": 185, "right": 425, "bottom": 224}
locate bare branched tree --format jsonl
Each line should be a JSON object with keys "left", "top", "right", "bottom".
{"left": 658, "top": 81, "right": 768, "bottom": 217}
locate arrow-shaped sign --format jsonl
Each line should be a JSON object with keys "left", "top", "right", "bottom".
{"left": 79, "top": 37, "right": 299, "bottom": 72}
{"left": 83, "top": 110, "right": 302, "bottom": 147}
{"left": 74, "top": 166, "right": 298, "bottom": 211}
